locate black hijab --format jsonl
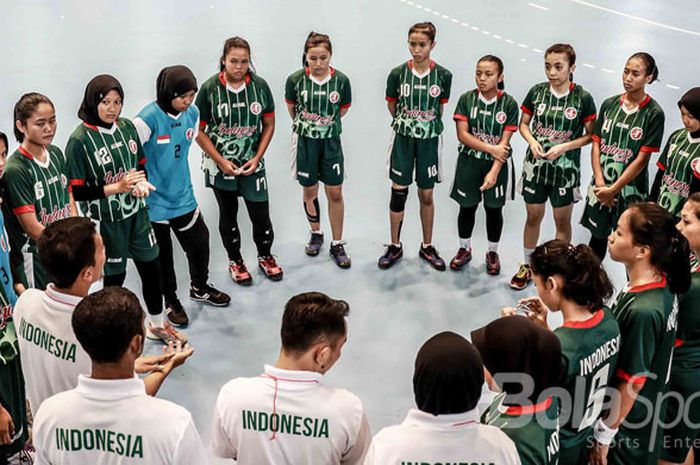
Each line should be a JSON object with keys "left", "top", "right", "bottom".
{"left": 156, "top": 65, "right": 198, "bottom": 115}
{"left": 413, "top": 331, "right": 484, "bottom": 416}
{"left": 78, "top": 74, "right": 124, "bottom": 130}
{"left": 471, "top": 316, "right": 562, "bottom": 404}
{"left": 679, "top": 87, "right": 700, "bottom": 139}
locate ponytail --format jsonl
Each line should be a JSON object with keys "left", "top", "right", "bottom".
{"left": 629, "top": 52, "right": 659, "bottom": 83}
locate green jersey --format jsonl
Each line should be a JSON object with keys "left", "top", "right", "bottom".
{"left": 554, "top": 309, "right": 620, "bottom": 453}
{"left": 656, "top": 128, "right": 700, "bottom": 218}
{"left": 521, "top": 82, "right": 597, "bottom": 188}
{"left": 4, "top": 145, "right": 72, "bottom": 251}
{"left": 453, "top": 89, "right": 519, "bottom": 160}
{"left": 196, "top": 72, "right": 275, "bottom": 182}
{"left": 386, "top": 60, "right": 452, "bottom": 139}
{"left": 66, "top": 119, "right": 146, "bottom": 222}
{"left": 285, "top": 67, "right": 351, "bottom": 139}
{"left": 482, "top": 394, "right": 560, "bottom": 465}
{"left": 672, "top": 267, "right": 700, "bottom": 370}
{"left": 592, "top": 94, "right": 665, "bottom": 201}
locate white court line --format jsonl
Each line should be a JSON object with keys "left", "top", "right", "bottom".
{"left": 451, "top": 18, "right": 459, "bottom": 23}
{"left": 666, "top": 84, "right": 680, "bottom": 90}
{"left": 518, "top": 43, "right": 529, "bottom": 48}
{"left": 533, "top": 48, "right": 543, "bottom": 53}
{"left": 583, "top": 63, "right": 596, "bottom": 68}
{"left": 460, "top": 22, "right": 469, "bottom": 27}
{"left": 601, "top": 68, "right": 614, "bottom": 73}
{"left": 528, "top": 2, "right": 550, "bottom": 11}
{"left": 482, "top": 30, "right": 491, "bottom": 35}
{"left": 471, "top": 26, "right": 480, "bottom": 31}
{"left": 492, "top": 34, "right": 502, "bottom": 39}
{"left": 569, "top": 0, "right": 700, "bottom": 37}
{"left": 504, "top": 39, "right": 515, "bottom": 44}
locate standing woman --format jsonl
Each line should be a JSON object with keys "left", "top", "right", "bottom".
{"left": 65, "top": 75, "right": 185, "bottom": 345}
{"left": 286, "top": 32, "right": 352, "bottom": 268}
{"left": 650, "top": 87, "right": 700, "bottom": 220}
{"left": 379, "top": 22, "right": 452, "bottom": 271}
{"left": 590, "top": 203, "right": 690, "bottom": 465}
{"left": 449, "top": 55, "right": 518, "bottom": 275}
{"left": 582, "top": 53, "right": 665, "bottom": 260}
{"left": 511, "top": 43, "right": 596, "bottom": 290}
{"left": 4, "top": 93, "right": 74, "bottom": 290}
{"left": 196, "top": 37, "right": 283, "bottom": 284}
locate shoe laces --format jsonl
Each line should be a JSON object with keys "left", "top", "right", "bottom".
{"left": 259, "top": 255, "right": 279, "bottom": 267}
{"left": 230, "top": 260, "right": 248, "bottom": 272}
{"left": 516, "top": 264, "right": 530, "bottom": 278}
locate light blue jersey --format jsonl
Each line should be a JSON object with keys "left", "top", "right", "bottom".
{"left": 0, "top": 211, "right": 17, "bottom": 310}
{"left": 134, "top": 102, "right": 199, "bottom": 222}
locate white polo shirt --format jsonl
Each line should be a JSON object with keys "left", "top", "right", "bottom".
{"left": 14, "top": 285, "right": 91, "bottom": 413}
{"left": 33, "top": 375, "right": 206, "bottom": 465}
{"left": 211, "top": 364, "right": 371, "bottom": 464}
{"left": 365, "top": 408, "right": 521, "bottom": 465}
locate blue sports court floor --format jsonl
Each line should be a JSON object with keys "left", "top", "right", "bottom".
{"left": 2, "top": 0, "right": 700, "bottom": 461}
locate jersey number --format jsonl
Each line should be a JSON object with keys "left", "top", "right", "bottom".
{"left": 332, "top": 163, "right": 341, "bottom": 176}
{"left": 427, "top": 165, "right": 438, "bottom": 178}
{"left": 0, "top": 266, "right": 9, "bottom": 286}
{"left": 602, "top": 119, "right": 613, "bottom": 133}
{"left": 400, "top": 83, "right": 411, "bottom": 98}
{"left": 301, "top": 90, "right": 309, "bottom": 103}
{"left": 217, "top": 103, "right": 230, "bottom": 118}
{"left": 174, "top": 144, "right": 181, "bottom": 159}
{"left": 97, "top": 147, "right": 112, "bottom": 165}
{"left": 578, "top": 363, "right": 610, "bottom": 431}
{"left": 256, "top": 177, "right": 267, "bottom": 192}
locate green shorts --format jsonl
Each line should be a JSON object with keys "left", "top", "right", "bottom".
{"left": 98, "top": 209, "right": 159, "bottom": 276}
{"left": 21, "top": 247, "right": 47, "bottom": 290}
{"left": 608, "top": 425, "right": 662, "bottom": 465}
{"left": 659, "top": 368, "right": 700, "bottom": 463}
{"left": 580, "top": 183, "right": 644, "bottom": 239}
{"left": 519, "top": 175, "right": 579, "bottom": 208}
{"left": 450, "top": 155, "right": 510, "bottom": 208}
{"left": 389, "top": 133, "right": 442, "bottom": 189}
{"left": 292, "top": 134, "right": 344, "bottom": 187}
{"left": 205, "top": 169, "right": 269, "bottom": 202}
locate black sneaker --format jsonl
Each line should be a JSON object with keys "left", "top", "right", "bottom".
{"left": 305, "top": 232, "right": 324, "bottom": 256}
{"left": 330, "top": 242, "right": 351, "bottom": 269}
{"left": 378, "top": 244, "right": 403, "bottom": 269}
{"left": 419, "top": 244, "right": 446, "bottom": 271}
{"left": 165, "top": 298, "right": 189, "bottom": 327}
{"left": 190, "top": 283, "right": 231, "bottom": 307}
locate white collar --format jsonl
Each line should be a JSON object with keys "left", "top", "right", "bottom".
{"left": 479, "top": 92, "right": 498, "bottom": 105}
{"left": 411, "top": 66, "right": 431, "bottom": 79}
{"left": 402, "top": 408, "right": 480, "bottom": 429}
{"left": 549, "top": 85, "right": 570, "bottom": 99}
{"left": 97, "top": 123, "right": 118, "bottom": 135}
{"left": 33, "top": 148, "right": 51, "bottom": 169}
{"left": 687, "top": 131, "right": 700, "bottom": 144}
{"left": 309, "top": 73, "right": 332, "bottom": 86}
{"left": 226, "top": 82, "right": 246, "bottom": 94}
{"left": 166, "top": 111, "right": 182, "bottom": 120}
{"left": 75, "top": 375, "right": 145, "bottom": 397}
{"left": 261, "top": 364, "right": 323, "bottom": 391}
{"left": 44, "top": 284, "right": 83, "bottom": 308}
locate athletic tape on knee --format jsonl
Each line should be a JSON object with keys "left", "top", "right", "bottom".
{"left": 390, "top": 187, "right": 409, "bottom": 213}
{"left": 304, "top": 198, "right": 320, "bottom": 223}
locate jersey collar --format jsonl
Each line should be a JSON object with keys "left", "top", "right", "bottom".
{"left": 499, "top": 396, "right": 553, "bottom": 416}
{"left": 687, "top": 130, "right": 700, "bottom": 144}
{"left": 403, "top": 407, "right": 480, "bottom": 429}
{"left": 619, "top": 93, "right": 651, "bottom": 115}
{"left": 261, "top": 364, "right": 323, "bottom": 391}
{"left": 408, "top": 60, "right": 435, "bottom": 78}
{"left": 549, "top": 82, "right": 574, "bottom": 99}
{"left": 305, "top": 67, "right": 334, "bottom": 86}
{"left": 83, "top": 121, "right": 118, "bottom": 135}
{"left": 18, "top": 145, "right": 50, "bottom": 169}
{"left": 75, "top": 375, "right": 145, "bottom": 398}
{"left": 627, "top": 274, "right": 667, "bottom": 293}
{"left": 478, "top": 90, "right": 502, "bottom": 105}
{"left": 219, "top": 72, "right": 252, "bottom": 93}
{"left": 45, "top": 284, "right": 83, "bottom": 308}
{"left": 561, "top": 309, "right": 604, "bottom": 329}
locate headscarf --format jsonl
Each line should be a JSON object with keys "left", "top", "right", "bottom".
{"left": 413, "top": 331, "right": 484, "bottom": 415}
{"left": 156, "top": 65, "right": 198, "bottom": 115}
{"left": 679, "top": 87, "right": 700, "bottom": 138}
{"left": 78, "top": 74, "right": 124, "bottom": 129}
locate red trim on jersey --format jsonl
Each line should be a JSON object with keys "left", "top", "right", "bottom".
{"left": 616, "top": 369, "right": 647, "bottom": 385}
{"left": 640, "top": 145, "right": 660, "bottom": 154}
{"left": 439, "top": 98, "right": 449, "bottom": 104}
{"left": 138, "top": 158, "right": 146, "bottom": 166}
{"left": 70, "top": 179, "right": 86, "bottom": 186}
{"left": 385, "top": 96, "right": 398, "bottom": 102}
{"left": 504, "top": 125, "right": 518, "bottom": 132}
{"left": 453, "top": 114, "right": 468, "bottom": 122}
{"left": 675, "top": 338, "right": 685, "bottom": 348}
{"left": 583, "top": 113, "right": 597, "bottom": 123}
{"left": 304, "top": 67, "right": 336, "bottom": 77}
{"left": 259, "top": 374, "right": 319, "bottom": 384}
{"left": 569, "top": 82, "right": 576, "bottom": 92}
{"left": 592, "top": 134, "right": 602, "bottom": 143}
{"left": 520, "top": 105, "right": 533, "bottom": 116}
{"left": 339, "top": 103, "right": 351, "bottom": 109}
{"left": 498, "top": 90, "right": 504, "bottom": 98}
{"left": 284, "top": 98, "right": 296, "bottom": 105}
{"left": 262, "top": 112, "right": 275, "bottom": 119}
{"left": 503, "top": 396, "right": 552, "bottom": 416}
{"left": 12, "top": 205, "right": 35, "bottom": 215}
{"left": 407, "top": 60, "right": 436, "bottom": 70}
{"left": 67, "top": 185, "right": 72, "bottom": 194}
{"left": 451, "top": 420, "right": 478, "bottom": 427}
{"left": 17, "top": 146, "right": 34, "bottom": 160}
{"left": 656, "top": 161, "right": 666, "bottom": 171}
{"left": 619, "top": 94, "right": 652, "bottom": 110}
{"left": 628, "top": 275, "right": 667, "bottom": 293}
{"left": 694, "top": 170, "right": 700, "bottom": 180}
{"left": 218, "top": 72, "right": 251, "bottom": 88}
{"left": 46, "top": 288, "right": 79, "bottom": 307}
{"left": 561, "top": 309, "right": 604, "bottom": 329}
{"left": 199, "top": 120, "right": 207, "bottom": 129}
{"left": 82, "top": 122, "right": 99, "bottom": 131}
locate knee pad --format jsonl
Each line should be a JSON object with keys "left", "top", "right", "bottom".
{"left": 304, "top": 198, "right": 320, "bottom": 223}
{"left": 390, "top": 187, "right": 409, "bottom": 213}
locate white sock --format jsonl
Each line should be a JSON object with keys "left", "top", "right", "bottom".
{"left": 149, "top": 313, "right": 163, "bottom": 328}
{"left": 524, "top": 247, "right": 535, "bottom": 264}
{"left": 488, "top": 241, "right": 499, "bottom": 253}
{"left": 331, "top": 240, "right": 343, "bottom": 246}
{"left": 460, "top": 238, "right": 471, "bottom": 250}
{"left": 311, "top": 230, "right": 323, "bottom": 236}
{"left": 392, "top": 242, "right": 402, "bottom": 248}
{"left": 421, "top": 242, "right": 432, "bottom": 249}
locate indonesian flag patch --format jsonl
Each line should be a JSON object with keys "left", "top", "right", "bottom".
{"left": 156, "top": 135, "right": 171, "bottom": 144}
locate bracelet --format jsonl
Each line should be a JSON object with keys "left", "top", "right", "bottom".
{"left": 593, "top": 418, "right": 618, "bottom": 445}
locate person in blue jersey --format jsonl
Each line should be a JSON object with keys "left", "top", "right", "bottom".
{"left": 134, "top": 65, "right": 230, "bottom": 328}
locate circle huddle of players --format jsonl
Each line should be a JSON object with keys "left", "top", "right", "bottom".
{"left": 0, "top": 20, "right": 697, "bottom": 465}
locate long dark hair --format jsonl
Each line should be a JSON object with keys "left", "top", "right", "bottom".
{"left": 628, "top": 52, "right": 659, "bottom": 83}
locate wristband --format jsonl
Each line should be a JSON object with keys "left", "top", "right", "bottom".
{"left": 593, "top": 418, "right": 618, "bottom": 445}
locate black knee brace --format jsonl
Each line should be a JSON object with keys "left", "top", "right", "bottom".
{"left": 304, "top": 198, "right": 320, "bottom": 223}
{"left": 390, "top": 187, "right": 409, "bottom": 213}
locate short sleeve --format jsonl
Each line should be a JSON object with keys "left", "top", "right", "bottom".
{"left": 439, "top": 69, "right": 452, "bottom": 104}
{"left": 341, "top": 411, "right": 371, "bottom": 465}
{"left": 260, "top": 79, "right": 275, "bottom": 117}
{"left": 171, "top": 415, "right": 208, "bottom": 465}
{"left": 640, "top": 107, "right": 666, "bottom": 153}
{"left": 593, "top": 98, "right": 612, "bottom": 141}
{"left": 616, "top": 306, "right": 662, "bottom": 383}
{"left": 520, "top": 85, "right": 537, "bottom": 116}
{"left": 65, "top": 136, "right": 89, "bottom": 186}
{"left": 284, "top": 74, "right": 298, "bottom": 105}
{"left": 453, "top": 93, "right": 469, "bottom": 122}
{"left": 194, "top": 83, "right": 211, "bottom": 128}
{"left": 132, "top": 116, "right": 152, "bottom": 145}
{"left": 581, "top": 91, "right": 597, "bottom": 123}
{"left": 210, "top": 393, "right": 237, "bottom": 459}
{"left": 505, "top": 95, "right": 519, "bottom": 131}
{"left": 4, "top": 161, "right": 36, "bottom": 215}
{"left": 385, "top": 67, "right": 399, "bottom": 102}
{"left": 657, "top": 137, "right": 671, "bottom": 170}
{"left": 340, "top": 76, "right": 352, "bottom": 108}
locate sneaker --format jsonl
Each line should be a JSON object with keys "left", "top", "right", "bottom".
{"left": 258, "top": 256, "right": 284, "bottom": 281}
{"left": 9, "top": 444, "right": 35, "bottom": 464}
{"left": 486, "top": 251, "right": 501, "bottom": 275}
{"left": 229, "top": 260, "right": 252, "bottom": 286}
{"left": 190, "top": 283, "right": 231, "bottom": 307}
{"left": 510, "top": 263, "right": 532, "bottom": 290}
{"left": 330, "top": 242, "right": 351, "bottom": 269}
{"left": 419, "top": 244, "right": 446, "bottom": 271}
{"left": 305, "top": 232, "right": 324, "bottom": 256}
{"left": 378, "top": 244, "right": 403, "bottom": 269}
{"left": 165, "top": 298, "right": 189, "bottom": 327}
{"left": 450, "top": 247, "right": 472, "bottom": 270}
{"left": 146, "top": 321, "right": 188, "bottom": 345}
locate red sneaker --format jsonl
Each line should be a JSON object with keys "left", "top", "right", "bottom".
{"left": 486, "top": 251, "right": 501, "bottom": 275}
{"left": 450, "top": 247, "right": 472, "bottom": 270}
{"left": 258, "top": 256, "right": 284, "bottom": 281}
{"left": 510, "top": 263, "right": 532, "bottom": 290}
{"left": 229, "top": 260, "right": 252, "bottom": 286}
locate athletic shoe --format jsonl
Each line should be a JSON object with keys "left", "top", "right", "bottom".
{"left": 146, "top": 322, "right": 188, "bottom": 345}
{"left": 8, "top": 444, "right": 35, "bottom": 464}
{"left": 190, "top": 283, "right": 231, "bottom": 307}
{"left": 258, "top": 256, "right": 284, "bottom": 281}
{"left": 419, "top": 244, "right": 446, "bottom": 271}
{"left": 510, "top": 263, "right": 532, "bottom": 290}
{"left": 486, "top": 251, "right": 501, "bottom": 275}
{"left": 330, "top": 242, "right": 351, "bottom": 269}
{"left": 449, "top": 247, "right": 472, "bottom": 270}
{"left": 378, "top": 244, "right": 403, "bottom": 269}
{"left": 229, "top": 260, "right": 252, "bottom": 286}
{"left": 165, "top": 298, "right": 189, "bottom": 327}
{"left": 305, "top": 232, "right": 324, "bottom": 256}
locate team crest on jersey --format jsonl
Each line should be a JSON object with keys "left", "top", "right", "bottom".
{"left": 329, "top": 91, "right": 340, "bottom": 104}
{"left": 564, "top": 107, "right": 578, "bottom": 120}
{"left": 60, "top": 174, "right": 67, "bottom": 187}
{"left": 0, "top": 234, "right": 8, "bottom": 253}
{"left": 250, "top": 102, "right": 262, "bottom": 115}
{"left": 692, "top": 158, "right": 700, "bottom": 175}
{"left": 496, "top": 111, "right": 507, "bottom": 124}
{"left": 429, "top": 85, "right": 441, "bottom": 98}
{"left": 537, "top": 103, "right": 547, "bottom": 116}
{"left": 186, "top": 128, "right": 195, "bottom": 141}
{"left": 630, "top": 127, "right": 644, "bottom": 141}
{"left": 128, "top": 140, "right": 138, "bottom": 154}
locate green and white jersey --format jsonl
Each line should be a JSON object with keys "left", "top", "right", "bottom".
{"left": 285, "top": 67, "right": 351, "bottom": 139}
{"left": 66, "top": 119, "right": 146, "bottom": 222}
{"left": 4, "top": 145, "right": 72, "bottom": 250}
{"left": 672, "top": 266, "right": 700, "bottom": 371}
{"left": 591, "top": 94, "right": 665, "bottom": 201}
{"left": 196, "top": 72, "right": 275, "bottom": 179}
{"left": 610, "top": 276, "right": 676, "bottom": 430}
{"left": 386, "top": 60, "right": 452, "bottom": 139}
{"left": 656, "top": 128, "right": 700, "bottom": 218}
{"left": 554, "top": 309, "right": 620, "bottom": 451}
{"left": 521, "top": 82, "right": 597, "bottom": 188}
{"left": 482, "top": 394, "right": 560, "bottom": 465}
{"left": 453, "top": 89, "right": 519, "bottom": 160}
